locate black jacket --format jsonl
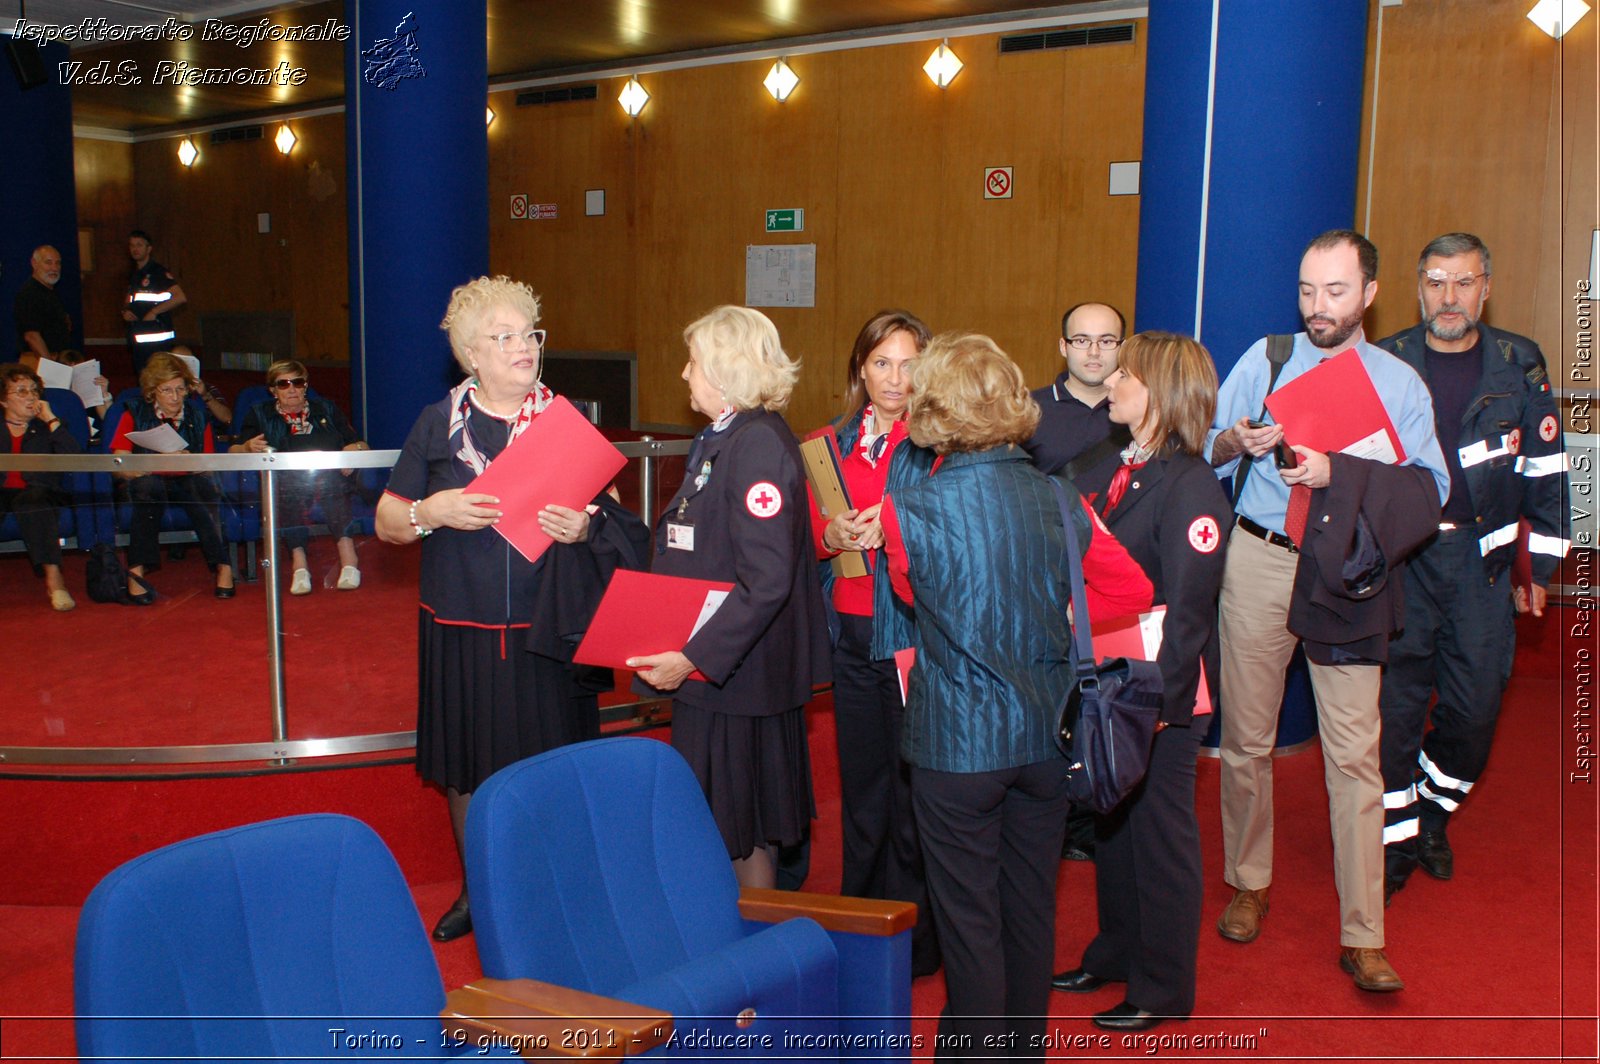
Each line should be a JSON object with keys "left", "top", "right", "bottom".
{"left": 1096, "top": 453, "right": 1229, "bottom": 726}
{"left": 640, "top": 409, "right": 831, "bottom": 715}
{"left": 10, "top": 416, "right": 82, "bottom": 493}
{"left": 1289, "top": 453, "right": 1441, "bottom": 665}
{"left": 1377, "top": 322, "right": 1569, "bottom": 585}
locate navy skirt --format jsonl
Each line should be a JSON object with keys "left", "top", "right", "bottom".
{"left": 416, "top": 612, "right": 600, "bottom": 793}
{"left": 670, "top": 701, "right": 814, "bottom": 860}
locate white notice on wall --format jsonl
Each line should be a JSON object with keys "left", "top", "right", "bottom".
{"left": 745, "top": 244, "right": 816, "bottom": 308}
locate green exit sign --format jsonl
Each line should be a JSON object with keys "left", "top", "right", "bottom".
{"left": 765, "top": 209, "right": 804, "bottom": 232}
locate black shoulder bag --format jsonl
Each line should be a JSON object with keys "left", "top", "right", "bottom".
{"left": 1048, "top": 477, "right": 1164, "bottom": 814}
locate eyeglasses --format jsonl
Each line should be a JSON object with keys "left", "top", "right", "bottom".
{"left": 154, "top": 384, "right": 188, "bottom": 399}
{"left": 271, "top": 377, "right": 308, "bottom": 390}
{"left": 6, "top": 386, "right": 40, "bottom": 398}
{"left": 486, "top": 328, "right": 546, "bottom": 354}
{"left": 1066, "top": 335, "right": 1122, "bottom": 351}
{"left": 1421, "top": 269, "right": 1484, "bottom": 292}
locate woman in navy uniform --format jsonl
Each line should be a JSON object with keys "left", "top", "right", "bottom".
{"left": 376, "top": 276, "right": 646, "bottom": 941}
{"left": 629, "top": 305, "right": 830, "bottom": 889}
{"left": 804, "top": 309, "right": 940, "bottom": 972}
{"left": 109, "top": 352, "right": 234, "bottom": 601}
{"left": 1050, "top": 331, "right": 1229, "bottom": 1031}
{"left": 232, "top": 359, "right": 371, "bottom": 595}
{"left": 1, "top": 363, "right": 81, "bottom": 610}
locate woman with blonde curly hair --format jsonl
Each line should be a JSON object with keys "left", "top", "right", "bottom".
{"left": 628, "top": 305, "right": 831, "bottom": 889}
{"left": 376, "top": 276, "right": 647, "bottom": 941}
{"left": 877, "top": 332, "right": 1152, "bottom": 1056}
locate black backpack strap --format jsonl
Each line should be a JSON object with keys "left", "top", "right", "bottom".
{"left": 1061, "top": 422, "right": 1133, "bottom": 484}
{"left": 1232, "top": 334, "right": 1294, "bottom": 504}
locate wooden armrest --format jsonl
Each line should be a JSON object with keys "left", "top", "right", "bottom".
{"left": 739, "top": 887, "right": 917, "bottom": 937}
{"left": 442, "top": 978, "right": 673, "bottom": 1060}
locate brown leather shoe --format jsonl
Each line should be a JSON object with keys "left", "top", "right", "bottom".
{"left": 1339, "top": 947, "right": 1404, "bottom": 992}
{"left": 1217, "top": 887, "right": 1269, "bottom": 942}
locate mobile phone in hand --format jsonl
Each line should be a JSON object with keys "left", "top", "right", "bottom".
{"left": 1275, "top": 441, "right": 1299, "bottom": 469}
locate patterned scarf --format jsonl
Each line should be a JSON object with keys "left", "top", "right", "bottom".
{"left": 858, "top": 403, "right": 892, "bottom": 465}
{"left": 277, "top": 402, "right": 313, "bottom": 436}
{"left": 447, "top": 377, "right": 554, "bottom": 476}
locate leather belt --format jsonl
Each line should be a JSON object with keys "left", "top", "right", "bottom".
{"left": 1237, "top": 515, "right": 1298, "bottom": 554}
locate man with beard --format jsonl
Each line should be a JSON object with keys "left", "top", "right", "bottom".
{"left": 1374, "top": 233, "right": 1568, "bottom": 901}
{"left": 14, "top": 246, "right": 72, "bottom": 369}
{"left": 1206, "top": 230, "right": 1448, "bottom": 992}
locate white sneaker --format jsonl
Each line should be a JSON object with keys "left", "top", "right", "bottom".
{"left": 337, "top": 565, "right": 361, "bottom": 591}
{"left": 290, "top": 568, "right": 312, "bottom": 595}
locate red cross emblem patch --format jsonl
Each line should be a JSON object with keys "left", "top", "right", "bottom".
{"left": 1539, "top": 415, "right": 1559, "bottom": 443}
{"left": 745, "top": 482, "right": 783, "bottom": 518}
{"left": 1506, "top": 428, "right": 1521, "bottom": 455}
{"left": 1188, "top": 515, "right": 1221, "bottom": 553}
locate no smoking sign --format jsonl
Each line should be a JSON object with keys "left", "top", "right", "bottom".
{"left": 984, "top": 166, "right": 1013, "bottom": 200}
{"left": 509, "top": 194, "right": 528, "bottom": 220}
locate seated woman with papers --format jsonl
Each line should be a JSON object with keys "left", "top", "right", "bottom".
{"left": 374, "top": 275, "right": 646, "bottom": 943}
{"left": 109, "top": 352, "right": 234, "bottom": 602}
{"left": 626, "top": 305, "right": 831, "bottom": 890}
{"left": 876, "top": 333, "right": 1152, "bottom": 1055}
{"left": 1050, "top": 332, "right": 1229, "bottom": 1033}
{"left": 231, "top": 360, "right": 371, "bottom": 596}
{"left": 1, "top": 363, "right": 82, "bottom": 611}
{"left": 803, "top": 309, "right": 940, "bottom": 975}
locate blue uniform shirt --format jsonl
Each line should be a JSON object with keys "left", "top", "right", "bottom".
{"left": 1206, "top": 332, "right": 1450, "bottom": 535}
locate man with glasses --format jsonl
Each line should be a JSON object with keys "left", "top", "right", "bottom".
{"left": 1373, "top": 233, "right": 1569, "bottom": 902}
{"left": 14, "top": 245, "right": 72, "bottom": 369}
{"left": 1023, "top": 302, "right": 1129, "bottom": 501}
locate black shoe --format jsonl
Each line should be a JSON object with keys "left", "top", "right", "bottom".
{"left": 1417, "top": 830, "right": 1453, "bottom": 880}
{"left": 1052, "top": 967, "right": 1112, "bottom": 993}
{"left": 126, "top": 574, "right": 156, "bottom": 606}
{"left": 1092, "top": 1001, "right": 1165, "bottom": 1032}
{"left": 431, "top": 897, "right": 472, "bottom": 942}
{"left": 214, "top": 581, "right": 236, "bottom": 599}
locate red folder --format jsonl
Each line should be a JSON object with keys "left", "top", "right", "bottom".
{"left": 1090, "top": 606, "right": 1211, "bottom": 716}
{"left": 1263, "top": 348, "right": 1406, "bottom": 464}
{"left": 465, "top": 396, "right": 627, "bottom": 564}
{"left": 573, "top": 570, "right": 735, "bottom": 683}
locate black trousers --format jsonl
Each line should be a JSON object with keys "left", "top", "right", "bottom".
{"left": 913, "top": 758, "right": 1069, "bottom": 1061}
{"left": 0, "top": 485, "right": 63, "bottom": 566}
{"left": 1080, "top": 721, "right": 1203, "bottom": 1015}
{"left": 126, "top": 473, "right": 229, "bottom": 571}
{"left": 1379, "top": 529, "right": 1515, "bottom": 881}
{"left": 831, "top": 613, "right": 938, "bottom": 965}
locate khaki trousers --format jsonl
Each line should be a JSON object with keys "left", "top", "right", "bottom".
{"left": 1218, "top": 525, "right": 1385, "bottom": 948}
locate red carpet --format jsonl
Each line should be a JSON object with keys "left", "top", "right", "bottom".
{"left": 1, "top": 600, "right": 1594, "bottom": 1060}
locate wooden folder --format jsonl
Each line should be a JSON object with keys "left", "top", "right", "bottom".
{"left": 799, "top": 434, "right": 869, "bottom": 579}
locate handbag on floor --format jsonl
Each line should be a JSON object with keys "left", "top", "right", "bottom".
{"left": 1047, "top": 477, "right": 1163, "bottom": 814}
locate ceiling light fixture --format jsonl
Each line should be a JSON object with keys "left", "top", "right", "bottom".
{"left": 923, "top": 39, "right": 963, "bottom": 88}
{"left": 763, "top": 58, "right": 799, "bottom": 101}
{"left": 177, "top": 137, "right": 198, "bottom": 167}
{"left": 486, "top": 106, "right": 495, "bottom": 126}
{"left": 274, "top": 124, "right": 296, "bottom": 154}
{"left": 618, "top": 76, "right": 649, "bottom": 117}
{"left": 1527, "top": 0, "right": 1590, "bottom": 37}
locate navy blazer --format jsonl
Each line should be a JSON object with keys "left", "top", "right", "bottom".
{"left": 639, "top": 408, "right": 831, "bottom": 716}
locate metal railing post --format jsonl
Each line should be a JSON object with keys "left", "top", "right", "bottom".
{"left": 638, "top": 434, "right": 657, "bottom": 527}
{"left": 260, "top": 463, "right": 289, "bottom": 747}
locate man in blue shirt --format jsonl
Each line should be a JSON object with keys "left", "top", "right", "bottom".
{"left": 1206, "top": 230, "right": 1449, "bottom": 994}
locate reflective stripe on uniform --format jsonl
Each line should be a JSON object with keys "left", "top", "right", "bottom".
{"left": 1528, "top": 531, "right": 1571, "bottom": 557}
{"left": 1382, "top": 785, "right": 1417, "bottom": 809}
{"left": 1420, "top": 750, "right": 1472, "bottom": 793}
{"left": 1383, "top": 818, "right": 1419, "bottom": 845}
{"left": 133, "top": 328, "right": 177, "bottom": 343}
{"left": 1477, "top": 522, "right": 1519, "bottom": 556}
{"left": 1417, "top": 781, "right": 1461, "bottom": 812}
{"left": 1457, "top": 437, "right": 1510, "bottom": 469}
{"left": 1516, "top": 452, "right": 1570, "bottom": 477}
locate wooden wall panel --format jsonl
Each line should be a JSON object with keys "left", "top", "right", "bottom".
{"left": 129, "top": 112, "right": 347, "bottom": 367}
{"left": 1360, "top": 0, "right": 1563, "bottom": 345}
{"left": 72, "top": 138, "right": 136, "bottom": 342}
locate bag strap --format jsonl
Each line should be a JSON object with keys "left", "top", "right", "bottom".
{"left": 1061, "top": 422, "right": 1132, "bottom": 484}
{"left": 1231, "top": 333, "right": 1295, "bottom": 504}
{"left": 1047, "top": 477, "right": 1098, "bottom": 684}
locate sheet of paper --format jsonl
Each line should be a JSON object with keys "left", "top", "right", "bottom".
{"left": 71, "top": 360, "right": 110, "bottom": 409}
{"left": 1339, "top": 427, "right": 1400, "bottom": 464}
{"left": 688, "top": 589, "right": 730, "bottom": 640}
{"left": 124, "top": 424, "right": 188, "bottom": 453}
{"left": 34, "top": 357, "right": 72, "bottom": 391}
{"left": 174, "top": 353, "right": 201, "bottom": 381}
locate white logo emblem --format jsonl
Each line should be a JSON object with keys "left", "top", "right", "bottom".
{"left": 745, "top": 482, "right": 783, "bottom": 518}
{"left": 1506, "top": 428, "right": 1521, "bottom": 455}
{"left": 1188, "top": 515, "right": 1221, "bottom": 553}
